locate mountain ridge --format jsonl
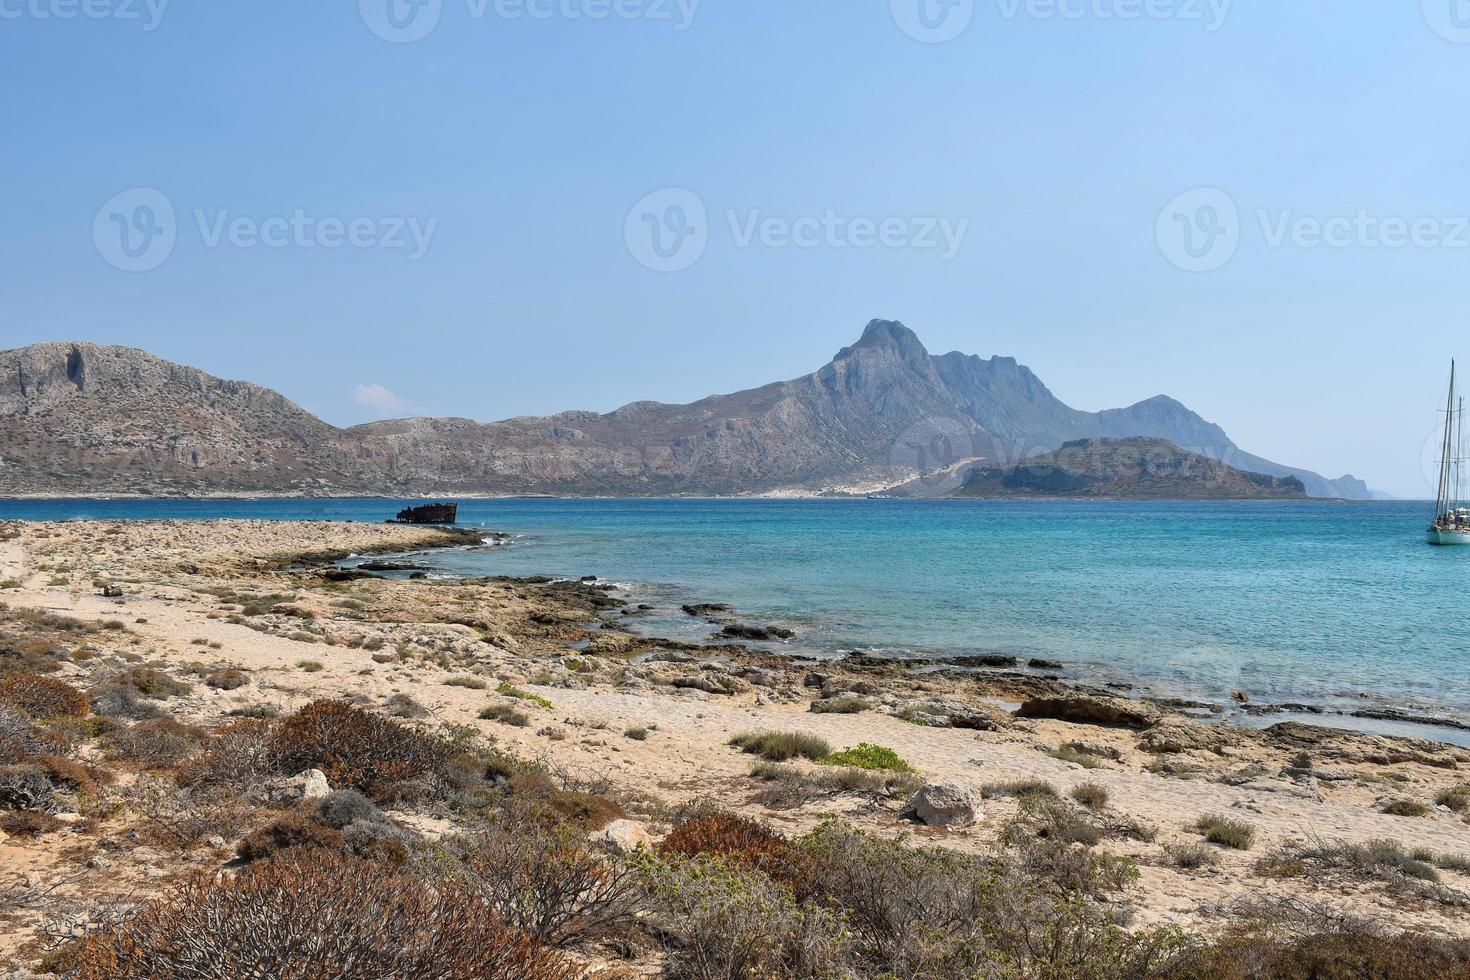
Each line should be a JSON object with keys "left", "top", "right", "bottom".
{"left": 0, "top": 323, "right": 1370, "bottom": 499}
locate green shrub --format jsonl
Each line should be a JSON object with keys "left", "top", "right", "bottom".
{"left": 497, "top": 682, "right": 552, "bottom": 710}
{"left": 818, "top": 743, "right": 914, "bottom": 772}
{"left": 480, "top": 703, "right": 530, "bottom": 727}
{"left": 1382, "top": 799, "right": 1430, "bottom": 817}
{"left": 296, "top": 660, "right": 324, "bottom": 673}
{"left": 623, "top": 726, "right": 648, "bottom": 741}
{"left": 1069, "top": 782, "right": 1109, "bottom": 810}
{"left": 444, "top": 676, "right": 488, "bottom": 690}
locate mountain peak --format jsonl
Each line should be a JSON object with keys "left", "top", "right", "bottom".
{"left": 853, "top": 319, "right": 924, "bottom": 351}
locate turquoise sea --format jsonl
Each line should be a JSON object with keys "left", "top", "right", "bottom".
{"left": 3, "top": 498, "right": 1466, "bottom": 742}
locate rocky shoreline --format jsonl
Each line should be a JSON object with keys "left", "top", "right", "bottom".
{"left": 2, "top": 518, "right": 1468, "bottom": 974}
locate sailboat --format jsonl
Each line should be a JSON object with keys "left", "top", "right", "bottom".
{"left": 1429, "top": 361, "right": 1470, "bottom": 545}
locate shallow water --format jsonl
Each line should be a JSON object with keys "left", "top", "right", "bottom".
{"left": 5, "top": 497, "right": 1467, "bottom": 737}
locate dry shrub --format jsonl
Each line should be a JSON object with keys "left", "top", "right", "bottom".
{"left": 1, "top": 810, "right": 62, "bottom": 837}
{"left": 67, "top": 851, "right": 579, "bottom": 980}
{"left": 1195, "top": 814, "right": 1256, "bottom": 851}
{"left": 270, "top": 699, "right": 450, "bottom": 801}
{"left": 237, "top": 808, "right": 346, "bottom": 863}
{"left": 109, "top": 666, "right": 191, "bottom": 699}
{"left": 107, "top": 718, "right": 206, "bottom": 768}
{"left": 450, "top": 816, "right": 642, "bottom": 948}
{"left": 0, "top": 763, "right": 56, "bottom": 811}
{"left": 796, "top": 820, "right": 1166, "bottom": 978}
{"left": 641, "top": 853, "right": 853, "bottom": 979}
{"left": 1160, "top": 930, "right": 1470, "bottom": 979}
{"left": 89, "top": 683, "right": 164, "bottom": 720}
{"left": 127, "top": 775, "right": 248, "bottom": 849}
{"left": 507, "top": 771, "right": 625, "bottom": 831}
{"left": 0, "top": 704, "right": 55, "bottom": 761}
{"left": 179, "top": 718, "right": 277, "bottom": 789}
{"left": 661, "top": 809, "right": 807, "bottom": 891}
{"left": 729, "top": 730, "right": 831, "bottom": 762}
{"left": 204, "top": 669, "right": 249, "bottom": 690}
{"left": 1256, "top": 837, "right": 1468, "bottom": 906}
{"left": 0, "top": 672, "right": 90, "bottom": 719}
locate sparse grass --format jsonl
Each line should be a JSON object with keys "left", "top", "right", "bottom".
{"left": 480, "top": 703, "right": 530, "bottom": 727}
{"left": 1069, "top": 782, "right": 1109, "bottom": 810}
{"left": 1164, "top": 843, "right": 1219, "bottom": 870}
{"left": 444, "top": 676, "right": 488, "bottom": 690}
{"left": 1382, "top": 799, "right": 1431, "bottom": 818}
{"left": 981, "top": 779, "right": 1059, "bottom": 800}
{"left": 809, "top": 694, "right": 870, "bottom": 714}
{"left": 729, "top": 730, "right": 831, "bottom": 763}
{"left": 817, "top": 743, "right": 914, "bottom": 773}
{"left": 1049, "top": 744, "right": 1105, "bottom": 769}
{"left": 1254, "top": 838, "right": 1466, "bottom": 906}
{"left": 1436, "top": 785, "right": 1470, "bottom": 813}
{"left": 1195, "top": 814, "right": 1256, "bottom": 850}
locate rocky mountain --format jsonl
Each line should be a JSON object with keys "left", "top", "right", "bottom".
{"left": 0, "top": 322, "right": 1371, "bottom": 498}
{"left": 947, "top": 437, "right": 1309, "bottom": 499}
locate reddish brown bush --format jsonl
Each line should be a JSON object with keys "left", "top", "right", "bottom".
{"left": 661, "top": 810, "right": 806, "bottom": 890}
{"left": 270, "top": 699, "right": 450, "bottom": 800}
{"left": 236, "top": 809, "right": 345, "bottom": 864}
{"left": 507, "top": 771, "right": 625, "bottom": 831}
{"left": 68, "top": 852, "right": 578, "bottom": 980}
{"left": 0, "top": 672, "right": 89, "bottom": 719}
{"left": 0, "top": 810, "right": 62, "bottom": 838}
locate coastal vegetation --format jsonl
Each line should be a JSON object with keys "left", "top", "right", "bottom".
{"left": 0, "top": 519, "right": 1467, "bottom": 977}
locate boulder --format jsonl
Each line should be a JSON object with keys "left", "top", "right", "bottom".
{"left": 267, "top": 768, "right": 331, "bottom": 803}
{"left": 594, "top": 819, "right": 654, "bottom": 853}
{"left": 895, "top": 698, "right": 1009, "bottom": 731}
{"left": 1138, "top": 723, "right": 1239, "bottom": 755}
{"left": 1014, "top": 696, "right": 1163, "bottom": 730}
{"left": 810, "top": 694, "right": 878, "bottom": 714}
{"left": 100, "top": 583, "right": 124, "bottom": 598}
{"left": 912, "top": 783, "right": 981, "bottom": 829}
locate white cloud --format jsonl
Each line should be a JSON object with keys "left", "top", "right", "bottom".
{"left": 352, "top": 383, "right": 409, "bottom": 418}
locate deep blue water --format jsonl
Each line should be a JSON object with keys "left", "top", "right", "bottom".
{"left": 4, "top": 497, "right": 1467, "bottom": 734}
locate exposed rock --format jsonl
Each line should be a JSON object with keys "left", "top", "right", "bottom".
{"left": 681, "top": 603, "right": 731, "bottom": 618}
{"left": 1015, "top": 695, "right": 1164, "bottom": 730}
{"left": 99, "top": 583, "right": 124, "bottom": 598}
{"left": 810, "top": 694, "right": 879, "bottom": 714}
{"left": 1265, "top": 722, "right": 1470, "bottom": 770}
{"left": 670, "top": 673, "right": 746, "bottom": 696}
{"left": 912, "top": 783, "right": 982, "bottom": 828}
{"left": 820, "top": 679, "right": 882, "bottom": 698}
{"left": 1028, "top": 658, "right": 1064, "bottom": 670}
{"left": 267, "top": 768, "right": 331, "bottom": 803}
{"left": 718, "top": 624, "right": 795, "bottom": 642}
{"left": 895, "top": 697, "right": 1009, "bottom": 731}
{"left": 1138, "top": 723, "right": 1243, "bottom": 755}
{"left": 594, "top": 819, "right": 653, "bottom": 853}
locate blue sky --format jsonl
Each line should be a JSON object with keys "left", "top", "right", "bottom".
{"left": 3, "top": 1, "right": 1468, "bottom": 497}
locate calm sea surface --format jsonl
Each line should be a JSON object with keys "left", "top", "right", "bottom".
{"left": 4, "top": 498, "right": 1466, "bottom": 740}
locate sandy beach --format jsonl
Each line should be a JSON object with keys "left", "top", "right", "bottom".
{"left": 2, "top": 518, "right": 1469, "bottom": 974}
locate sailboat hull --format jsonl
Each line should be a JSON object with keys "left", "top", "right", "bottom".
{"left": 1428, "top": 527, "right": 1470, "bottom": 546}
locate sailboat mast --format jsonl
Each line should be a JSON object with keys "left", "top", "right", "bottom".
{"left": 1435, "top": 362, "right": 1456, "bottom": 520}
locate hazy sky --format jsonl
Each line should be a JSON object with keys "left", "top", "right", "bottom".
{"left": 3, "top": 1, "right": 1468, "bottom": 497}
